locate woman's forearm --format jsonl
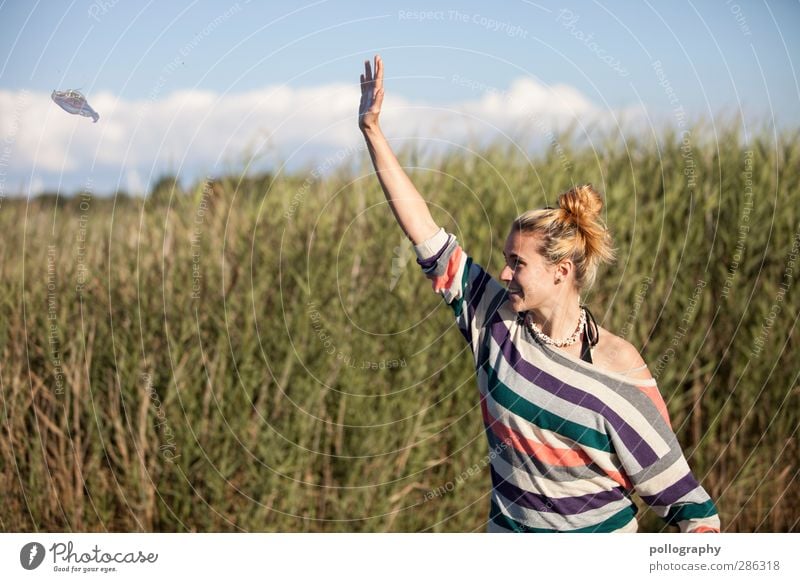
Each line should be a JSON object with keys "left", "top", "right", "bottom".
{"left": 362, "top": 126, "right": 439, "bottom": 245}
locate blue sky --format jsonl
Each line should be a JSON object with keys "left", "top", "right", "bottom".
{"left": 1, "top": 0, "right": 798, "bottom": 195}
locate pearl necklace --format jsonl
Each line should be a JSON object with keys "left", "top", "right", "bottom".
{"left": 525, "top": 308, "right": 586, "bottom": 347}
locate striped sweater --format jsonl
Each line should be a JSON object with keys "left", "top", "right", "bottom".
{"left": 415, "top": 228, "right": 720, "bottom": 533}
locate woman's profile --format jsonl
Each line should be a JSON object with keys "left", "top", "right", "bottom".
{"left": 358, "top": 55, "right": 720, "bottom": 533}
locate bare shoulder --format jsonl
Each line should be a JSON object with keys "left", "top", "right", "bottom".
{"left": 593, "top": 326, "right": 653, "bottom": 380}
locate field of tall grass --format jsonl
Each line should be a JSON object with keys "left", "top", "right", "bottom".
{"left": 1, "top": 123, "right": 798, "bottom": 532}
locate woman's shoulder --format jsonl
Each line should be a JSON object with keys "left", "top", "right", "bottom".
{"left": 593, "top": 326, "right": 653, "bottom": 381}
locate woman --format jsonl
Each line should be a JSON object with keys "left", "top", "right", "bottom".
{"left": 358, "top": 55, "right": 720, "bottom": 533}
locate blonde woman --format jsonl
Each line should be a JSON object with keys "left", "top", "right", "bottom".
{"left": 359, "top": 55, "right": 720, "bottom": 533}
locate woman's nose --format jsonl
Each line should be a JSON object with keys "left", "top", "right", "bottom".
{"left": 500, "top": 265, "right": 513, "bottom": 281}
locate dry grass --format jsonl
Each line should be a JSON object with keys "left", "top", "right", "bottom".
{"left": 1, "top": 123, "right": 798, "bottom": 532}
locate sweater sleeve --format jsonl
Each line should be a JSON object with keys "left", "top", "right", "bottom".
{"left": 603, "top": 380, "right": 721, "bottom": 533}
{"left": 414, "top": 228, "right": 507, "bottom": 349}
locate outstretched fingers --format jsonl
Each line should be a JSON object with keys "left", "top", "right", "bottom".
{"left": 365, "top": 59, "right": 373, "bottom": 83}
{"left": 374, "top": 55, "right": 383, "bottom": 92}
{"left": 358, "top": 55, "right": 384, "bottom": 128}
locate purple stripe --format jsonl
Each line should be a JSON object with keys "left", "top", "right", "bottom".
{"left": 466, "top": 263, "right": 484, "bottom": 326}
{"left": 489, "top": 323, "right": 660, "bottom": 467}
{"left": 467, "top": 263, "right": 492, "bottom": 312}
{"left": 490, "top": 465, "right": 624, "bottom": 514}
{"left": 466, "top": 263, "right": 500, "bottom": 335}
{"left": 640, "top": 472, "right": 699, "bottom": 507}
{"left": 416, "top": 235, "right": 452, "bottom": 270}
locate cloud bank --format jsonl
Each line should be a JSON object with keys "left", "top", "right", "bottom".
{"left": 0, "top": 78, "right": 644, "bottom": 196}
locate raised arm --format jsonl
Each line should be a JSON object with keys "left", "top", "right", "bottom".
{"left": 359, "top": 55, "right": 439, "bottom": 245}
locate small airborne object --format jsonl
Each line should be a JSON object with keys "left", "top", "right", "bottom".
{"left": 51, "top": 89, "right": 99, "bottom": 123}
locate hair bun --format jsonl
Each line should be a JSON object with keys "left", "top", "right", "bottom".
{"left": 511, "top": 183, "right": 614, "bottom": 290}
{"left": 558, "top": 184, "right": 604, "bottom": 225}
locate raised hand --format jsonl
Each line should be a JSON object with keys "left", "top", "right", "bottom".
{"left": 356, "top": 53, "right": 439, "bottom": 244}
{"left": 358, "top": 55, "right": 384, "bottom": 132}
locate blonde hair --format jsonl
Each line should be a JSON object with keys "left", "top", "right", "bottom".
{"left": 512, "top": 184, "right": 615, "bottom": 290}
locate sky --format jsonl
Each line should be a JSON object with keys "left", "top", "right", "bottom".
{"left": 1, "top": 0, "right": 798, "bottom": 196}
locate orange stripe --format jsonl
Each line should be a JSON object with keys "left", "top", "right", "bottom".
{"left": 480, "top": 397, "right": 632, "bottom": 489}
{"left": 688, "top": 526, "right": 720, "bottom": 533}
{"left": 638, "top": 385, "right": 671, "bottom": 427}
{"left": 429, "top": 245, "right": 463, "bottom": 293}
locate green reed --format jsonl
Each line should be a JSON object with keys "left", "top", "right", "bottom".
{"left": 1, "top": 122, "right": 797, "bottom": 532}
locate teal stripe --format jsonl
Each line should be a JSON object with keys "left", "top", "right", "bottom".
{"left": 665, "top": 500, "right": 718, "bottom": 524}
{"left": 482, "top": 363, "right": 613, "bottom": 452}
{"left": 448, "top": 256, "right": 472, "bottom": 317}
{"left": 490, "top": 500, "right": 636, "bottom": 533}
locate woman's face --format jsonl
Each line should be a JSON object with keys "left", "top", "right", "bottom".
{"left": 500, "top": 230, "right": 560, "bottom": 313}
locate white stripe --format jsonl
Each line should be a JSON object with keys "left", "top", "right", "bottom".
{"left": 413, "top": 227, "right": 448, "bottom": 259}
{"left": 635, "top": 455, "right": 693, "bottom": 497}
{"left": 479, "top": 330, "right": 612, "bottom": 433}
{"left": 458, "top": 259, "right": 507, "bottom": 357}
{"left": 492, "top": 489, "right": 634, "bottom": 531}
{"left": 442, "top": 249, "right": 468, "bottom": 304}
{"left": 478, "top": 365, "right": 630, "bottom": 483}
{"left": 497, "top": 316, "right": 672, "bottom": 461}
{"left": 464, "top": 259, "right": 506, "bottom": 324}
{"left": 490, "top": 445, "right": 620, "bottom": 499}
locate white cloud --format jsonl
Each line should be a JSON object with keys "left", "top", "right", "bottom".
{"left": 0, "top": 79, "right": 644, "bottom": 194}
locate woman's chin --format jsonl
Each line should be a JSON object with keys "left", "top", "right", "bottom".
{"left": 507, "top": 292, "right": 526, "bottom": 312}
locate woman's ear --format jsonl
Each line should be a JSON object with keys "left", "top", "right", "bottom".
{"left": 555, "top": 260, "right": 572, "bottom": 284}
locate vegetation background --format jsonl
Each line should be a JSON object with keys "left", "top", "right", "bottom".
{"left": 1, "top": 123, "right": 797, "bottom": 532}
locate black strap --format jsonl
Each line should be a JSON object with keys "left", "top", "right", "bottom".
{"left": 580, "top": 306, "right": 599, "bottom": 363}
